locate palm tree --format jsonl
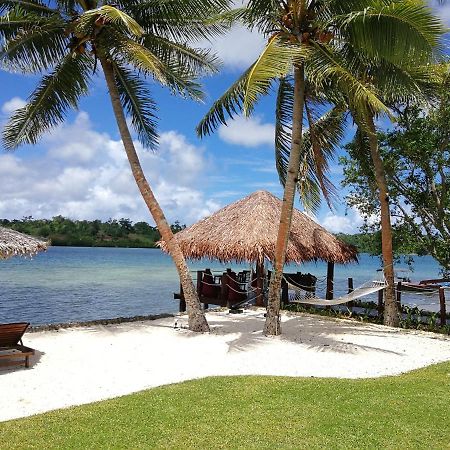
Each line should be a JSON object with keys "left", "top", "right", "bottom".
{"left": 0, "top": 0, "right": 229, "bottom": 332}
{"left": 342, "top": 62, "right": 445, "bottom": 326}
{"left": 197, "top": 0, "right": 444, "bottom": 334}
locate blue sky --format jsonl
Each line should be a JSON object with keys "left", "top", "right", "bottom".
{"left": 0, "top": 3, "right": 449, "bottom": 234}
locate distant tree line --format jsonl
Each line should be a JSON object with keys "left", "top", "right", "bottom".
{"left": 1, "top": 215, "right": 429, "bottom": 255}
{"left": 0, "top": 216, "right": 186, "bottom": 248}
{"left": 336, "top": 232, "right": 427, "bottom": 257}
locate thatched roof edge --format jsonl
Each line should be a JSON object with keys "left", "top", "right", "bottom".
{"left": 158, "top": 190, "right": 358, "bottom": 264}
{"left": 0, "top": 227, "right": 49, "bottom": 260}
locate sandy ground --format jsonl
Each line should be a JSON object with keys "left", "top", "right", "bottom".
{"left": 1, "top": 309, "right": 450, "bottom": 422}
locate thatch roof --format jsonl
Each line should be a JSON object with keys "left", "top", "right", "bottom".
{"left": 159, "top": 190, "right": 357, "bottom": 264}
{"left": 0, "top": 227, "right": 49, "bottom": 260}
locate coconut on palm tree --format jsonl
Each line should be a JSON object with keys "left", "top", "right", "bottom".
{"left": 0, "top": 0, "right": 229, "bottom": 332}
{"left": 197, "top": 0, "right": 444, "bottom": 334}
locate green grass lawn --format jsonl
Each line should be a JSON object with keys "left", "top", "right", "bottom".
{"left": 1, "top": 362, "right": 450, "bottom": 449}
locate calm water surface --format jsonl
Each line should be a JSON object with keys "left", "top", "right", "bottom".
{"left": 0, "top": 247, "right": 443, "bottom": 325}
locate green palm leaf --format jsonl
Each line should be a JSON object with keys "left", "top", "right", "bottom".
{"left": 102, "top": 30, "right": 203, "bottom": 100}
{"left": 0, "top": 13, "right": 66, "bottom": 73}
{"left": 142, "top": 34, "right": 219, "bottom": 76}
{"left": 0, "top": 0, "right": 56, "bottom": 15}
{"left": 274, "top": 76, "right": 293, "bottom": 190}
{"left": 3, "top": 53, "right": 93, "bottom": 149}
{"left": 125, "top": 0, "right": 231, "bottom": 41}
{"left": 196, "top": 64, "right": 253, "bottom": 137}
{"left": 336, "top": 1, "right": 446, "bottom": 64}
{"left": 243, "top": 34, "right": 310, "bottom": 115}
{"left": 0, "top": 7, "right": 50, "bottom": 40}
{"left": 113, "top": 62, "right": 159, "bottom": 151}
{"left": 275, "top": 77, "right": 345, "bottom": 212}
{"left": 308, "top": 42, "right": 390, "bottom": 116}
{"left": 76, "top": 5, "right": 144, "bottom": 38}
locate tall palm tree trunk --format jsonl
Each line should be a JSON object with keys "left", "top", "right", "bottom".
{"left": 264, "top": 65, "right": 305, "bottom": 336}
{"left": 100, "top": 57, "right": 209, "bottom": 332}
{"left": 366, "top": 113, "right": 398, "bottom": 327}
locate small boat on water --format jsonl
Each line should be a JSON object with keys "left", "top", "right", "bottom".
{"left": 379, "top": 269, "right": 449, "bottom": 292}
{"left": 399, "top": 280, "right": 441, "bottom": 293}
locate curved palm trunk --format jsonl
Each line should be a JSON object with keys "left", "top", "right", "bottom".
{"left": 264, "top": 65, "right": 305, "bottom": 336}
{"left": 100, "top": 57, "right": 209, "bottom": 332}
{"left": 366, "top": 114, "right": 398, "bottom": 327}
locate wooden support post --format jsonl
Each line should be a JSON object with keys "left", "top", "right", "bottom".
{"left": 179, "top": 283, "right": 186, "bottom": 312}
{"left": 326, "top": 263, "right": 334, "bottom": 299}
{"left": 439, "top": 287, "right": 447, "bottom": 327}
{"left": 221, "top": 271, "right": 230, "bottom": 308}
{"left": 378, "top": 289, "right": 384, "bottom": 318}
{"left": 281, "top": 277, "right": 288, "bottom": 308}
{"left": 348, "top": 277, "right": 354, "bottom": 313}
{"left": 326, "top": 262, "right": 334, "bottom": 311}
{"left": 196, "top": 270, "right": 203, "bottom": 296}
{"left": 396, "top": 281, "right": 402, "bottom": 315}
{"left": 196, "top": 270, "right": 203, "bottom": 308}
{"left": 255, "top": 261, "right": 265, "bottom": 307}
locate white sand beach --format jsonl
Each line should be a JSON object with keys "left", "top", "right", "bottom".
{"left": 1, "top": 309, "right": 450, "bottom": 423}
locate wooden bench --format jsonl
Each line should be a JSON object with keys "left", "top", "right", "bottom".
{"left": 0, "top": 322, "right": 35, "bottom": 369}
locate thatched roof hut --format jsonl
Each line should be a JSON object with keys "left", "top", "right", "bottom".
{"left": 159, "top": 190, "right": 357, "bottom": 264}
{"left": 0, "top": 227, "right": 49, "bottom": 260}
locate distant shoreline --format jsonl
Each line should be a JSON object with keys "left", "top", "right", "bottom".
{"left": 48, "top": 241, "right": 159, "bottom": 249}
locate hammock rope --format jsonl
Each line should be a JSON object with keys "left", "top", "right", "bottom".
{"left": 284, "top": 277, "right": 387, "bottom": 306}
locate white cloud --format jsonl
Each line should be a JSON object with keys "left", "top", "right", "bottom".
{"left": 204, "top": 25, "right": 265, "bottom": 70}
{"left": 1, "top": 97, "right": 26, "bottom": 115}
{"left": 0, "top": 112, "right": 220, "bottom": 225}
{"left": 218, "top": 115, "right": 275, "bottom": 147}
{"left": 433, "top": 3, "right": 450, "bottom": 25}
{"left": 321, "top": 209, "right": 364, "bottom": 234}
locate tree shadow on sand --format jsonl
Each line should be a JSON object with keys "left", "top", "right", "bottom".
{"left": 52, "top": 310, "right": 438, "bottom": 359}
{"left": 170, "top": 311, "right": 406, "bottom": 356}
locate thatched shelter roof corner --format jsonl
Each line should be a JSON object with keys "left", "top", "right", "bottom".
{"left": 159, "top": 190, "right": 357, "bottom": 264}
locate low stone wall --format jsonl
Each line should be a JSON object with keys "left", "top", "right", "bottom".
{"left": 28, "top": 313, "right": 175, "bottom": 332}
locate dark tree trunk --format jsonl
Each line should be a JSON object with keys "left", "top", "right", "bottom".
{"left": 264, "top": 65, "right": 305, "bottom": 336}
{"left": 367, "top": 113, "right": 398, "bottom": 327}
{"left": 100, "top": 57, "right": 209, "bottom": 332}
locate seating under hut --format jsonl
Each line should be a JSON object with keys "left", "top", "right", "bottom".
{"left": 160, "top": 191, "right": 358, "bottom": 311}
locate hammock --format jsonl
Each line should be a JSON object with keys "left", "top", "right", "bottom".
{"left": 284, "top": 277, "right": 387, "bottom": 306}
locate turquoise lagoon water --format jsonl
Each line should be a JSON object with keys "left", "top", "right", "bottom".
{"left": 0, "top": 247, "right": 444, "bottom": 325}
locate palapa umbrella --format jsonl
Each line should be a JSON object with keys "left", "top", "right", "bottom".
{"left": 0, "top": 226, "right": 49, "bottom": 260}
{"left": 159, "top": 191, "right": 357, "bottom": 306}
{"left": 159, "top": 190, "right": 357, "bottom": 264}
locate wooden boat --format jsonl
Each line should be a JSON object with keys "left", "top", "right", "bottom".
{"left": 393, "top": 270, "right": 447, "bottom": 292}
{"left": 399, "top": 281, "right": 440, "bottom": 292}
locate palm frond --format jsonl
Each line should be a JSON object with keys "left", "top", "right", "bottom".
{"left": 275, "top": 76, "right": 323, "bottom": 212}
{"left": 308, "top": 42, "right": 390, "bottom": 117}
{"left": 0, "top": 7, "right": 50, "bottom": 40}
{"left": 2, "top": 53, "right": 93, "bottom": 149}
{"left": 304, "top": 102, "right": 345, "bottom": 209}
{"left": 76, "top": 5, "right": 144, "bottom": 38}
{"left": 101, "top": 30, "right": 203, "bottom": 100}
{"left": 196, "top": 64, "right": 253, "bottom": 137}
{"left": 125, "top": 0, "right": 231, "bottom": 42}
{"left": 0, "top": 11, "right": 66, "bottom": 73}
{"left": 55, "top": 0, "right": 80, "bottom": 14}
{"left": 113, "top": 62, "right": 159, "bottom": 151}
{"left": 0, "top": 0, "right": 56, "bottom": 15}
{"left": 336, "top": 1, "right": 446, "bottom": 64}
{"left": 275, "top": 77, "right": 346, "bottom": 212}
{"left": 274, "top": 76, "right": 293, "bottom": 191}
{"left": 142, "top": 34, "right": 219, "bottom": 76}
{"left": 243, "top": 34, "right": 310, "bottom": 115}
